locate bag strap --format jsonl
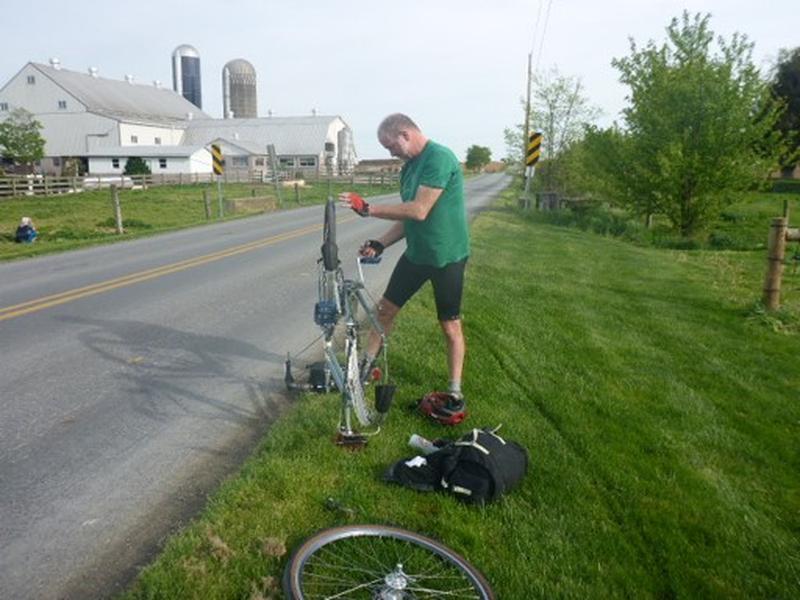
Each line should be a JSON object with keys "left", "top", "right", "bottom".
{"left": 442, "top": 431, "right": 507, "bottom": 501}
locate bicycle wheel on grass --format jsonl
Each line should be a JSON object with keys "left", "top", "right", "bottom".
{"left": 283, "top": 524, "right": 494, "bottom": 599}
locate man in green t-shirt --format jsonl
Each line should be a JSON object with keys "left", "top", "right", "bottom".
{"left": 340, "top": 113, "right": 470, "bottom": 404}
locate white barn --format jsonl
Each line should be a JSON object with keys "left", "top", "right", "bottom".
{"left": 0, "top": 60, "right": 357, "bottom": 176}
{"left": 86, "top": 145, "right": 211, "bottom": 175}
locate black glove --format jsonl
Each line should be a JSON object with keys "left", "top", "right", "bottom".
{"left": 364, "top": 239, "right": 384, "bottom": 257}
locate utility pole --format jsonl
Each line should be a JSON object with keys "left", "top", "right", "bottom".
{"left": 523, "top": 52, "right": 534, "bottom": 197}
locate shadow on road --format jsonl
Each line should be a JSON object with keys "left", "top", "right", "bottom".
{"left": 57, "top": 315, "right": 289, "bottom": 426}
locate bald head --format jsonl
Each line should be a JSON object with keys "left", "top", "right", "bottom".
{"left": 377, "top": 113, "right": 420, "bottom": 139}
{"left": 377, "top": 113, "right": 428, "bottom": 160}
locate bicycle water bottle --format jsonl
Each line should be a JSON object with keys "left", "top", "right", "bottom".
{"left": 408, "top": 434, "right": 438, "bottom": 455}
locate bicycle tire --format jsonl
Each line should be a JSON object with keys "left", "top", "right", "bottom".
{"left": 321, "top": 198, "right": 339, "bottom": 271}
{"left": 283, "top": 524, "right": 495, "bottom": 599}
{"left": 344, "top": 332, "right": 378, "bottom": 428}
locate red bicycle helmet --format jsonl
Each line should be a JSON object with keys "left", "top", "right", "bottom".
{"left": 416, "top": 392, "right": 467, "bottom": 426}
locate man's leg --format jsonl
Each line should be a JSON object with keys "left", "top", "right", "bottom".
{"left": 367, "top": 296, "right": 400, "bottom": 358}
{"left": 431, "top": 258, "right": 468, "bottom": 397}
{"left": 440, "top": 318, "right": 465, "bottom": 396}
{"left": 369, "top": 255, "right": 428, "bottom": 361}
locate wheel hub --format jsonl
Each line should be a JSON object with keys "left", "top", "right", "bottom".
{"left": 376, "top": 564, "right": 410, "bottom": 599}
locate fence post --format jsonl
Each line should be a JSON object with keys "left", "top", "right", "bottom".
{"left": 217, "top": 177, "right": 224, "bottom": 218}
{"left": 763, "top": 217, "right": 788, "bottom": 310}
{"left": 294, "top": 182, "right": 300, "bottom": 204}
{"left": 111, "top": 185, "right": 124, "bottom": 234}
{"left": 203, "top": 189, "right": 211, "bottom": 220}
{"left": 44, "top": 176, "right": 50, "bottom": 196}
{"left": 12, "top": 178, "right": 18, "bottom": 197}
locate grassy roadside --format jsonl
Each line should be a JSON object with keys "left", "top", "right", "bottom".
{"left": 121, "top": 186, "right": 799, "bottom": 598}
{"left": 0, "top": 180, "right": 396, "bottom": 261}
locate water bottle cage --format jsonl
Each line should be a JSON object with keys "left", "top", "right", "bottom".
{"left": 314, "top": 300, "right": 340, "bottom": 327}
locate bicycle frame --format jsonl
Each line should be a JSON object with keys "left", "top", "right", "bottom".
{"left": 321, "top": 257, "right": 386, "bottom": 438}
{"left": 286, "top": 197, "right": 392, "bottom": 445}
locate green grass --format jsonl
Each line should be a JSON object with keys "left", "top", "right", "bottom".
{"left": 122, "top": 187, "right": 799, "bottom": 599}
{"left": 0, "top": 180, "right": 396, "bottom": 261}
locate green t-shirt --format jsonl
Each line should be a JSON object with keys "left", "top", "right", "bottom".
{"left": 400, "top": 141, "right": 469, "bottom": 267}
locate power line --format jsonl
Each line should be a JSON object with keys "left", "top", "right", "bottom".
{"left": 529, "top": 0, "right": 544, "bottom": 55}
{"left": 533, "top": 0, "right": 554, "bottom": 75}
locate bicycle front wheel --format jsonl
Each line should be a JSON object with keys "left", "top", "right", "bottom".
{"left": 283, "top": 524, "right": 495, "bottom": 599}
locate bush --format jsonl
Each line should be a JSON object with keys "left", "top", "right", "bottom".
{"left": 771, "top": 179, "right": 800, "bottom": 194}
{"left": 707, "top": 231, "right": 738, "bottom": 249}
{"left": 124, "top": 157, "right": 151, "bottom": 175}
{"left": 96, "top": 217, "right": 153, "bottom": 229}
{"left": 522, "top": 203, "right": 651, "bottom": 245}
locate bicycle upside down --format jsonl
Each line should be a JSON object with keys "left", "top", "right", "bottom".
{"left": 284, "top": 195, "right": 395, "bottom": 447}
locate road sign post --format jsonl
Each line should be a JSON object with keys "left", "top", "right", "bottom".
{"left": 211, "top": 144, "right": 225, "bottom": 218}
{"left": 521, "top": 131, "right": 542, "bottom": 208}
{"left": 268, "top": 144, "right": 283, "bottom": 207}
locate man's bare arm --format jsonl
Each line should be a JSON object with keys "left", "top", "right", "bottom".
{"left": 368, "top": 185, "right": 444, "bottom": 222}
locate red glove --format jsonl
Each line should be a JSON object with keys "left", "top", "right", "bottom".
{"left": 347, "top": 193, "right": 370, "bottom": 217}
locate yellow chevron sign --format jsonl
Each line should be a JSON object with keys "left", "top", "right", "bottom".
{"left": 526, "top": 132, "right": 542, "bottom": 167}
{"left": 211, "top": 144, "right": 224, "bottom": 175}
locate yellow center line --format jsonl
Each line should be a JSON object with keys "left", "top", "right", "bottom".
{"left": 0, "top": 219, "right": 332, "bottom": 322}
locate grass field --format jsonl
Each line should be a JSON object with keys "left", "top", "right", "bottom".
{"left": 121, "top": 186, "right": 800, "bottom": 599}
{"left": 0, "top": 179, "right": 396, "bottom": 261}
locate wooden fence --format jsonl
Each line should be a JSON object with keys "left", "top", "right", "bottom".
{"left": 762, "top": 215, "right": 800, "bottom": 310}
{"left": 0, "top": 170, "right": 399, "bottom": 199}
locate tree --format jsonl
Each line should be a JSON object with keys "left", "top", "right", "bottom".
{"left": 0, "top": 108, "right": 45, "bottom": 173}
{"left": 124, "top": 157, "right": 151, "bottom": 175}
{"left": 504, "top": 66, "right": 600, "bottom": 189}
{"left": 771, "top": 47, "right": 800, "bottom": 169}
{"left": 465, "top": 145, "right": 491, "bottom": 172}
{"left": 593, "top": 12, "right": 788, "bottom": 236}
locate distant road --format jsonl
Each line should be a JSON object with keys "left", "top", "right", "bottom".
{"left": 0, "top": 172, "right": 510, "bottom": 599}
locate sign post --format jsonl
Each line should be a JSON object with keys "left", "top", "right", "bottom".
{"left": 267, "top": 144, "right": 283, "bottom": 207}
{"left": 211, "top": 143, "right": 224, "bottom": 218}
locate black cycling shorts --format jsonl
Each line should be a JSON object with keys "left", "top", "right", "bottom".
{"left": 383, "top": 254, "right": 468, "bottom": 321}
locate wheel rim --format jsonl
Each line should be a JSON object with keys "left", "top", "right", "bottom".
{"left": 287, "top": 526, "right": 492, "bottom": 599}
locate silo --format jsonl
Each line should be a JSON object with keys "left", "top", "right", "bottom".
{"left": 172, "top": 44, "right": 202, "bottom": 109}
{"left": 337, "top": 127, "right": 355, "bottom": 173}
{"left": 222, "top": 59, "right": 258, "bottom": 119}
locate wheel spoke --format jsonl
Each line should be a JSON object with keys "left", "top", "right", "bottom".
{"left": 288, "top": 527, "right": 492, "bottom": 599}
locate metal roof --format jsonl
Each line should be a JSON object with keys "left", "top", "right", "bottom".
{"left": 31, "top": 62, "right": 210, "bottom": 123}
{"left": 183, "top": 116, "right": 345, "bottom": 155}
{"left": 84, "top": 145, "right": 207, "bottom": 157}
{"left": 33, "top": 112, "right": 119, "bottom": 156}
{"left": 211, "top": 137, "right": 266, "bottom": 155}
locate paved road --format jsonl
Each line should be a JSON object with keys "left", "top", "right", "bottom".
{"left": 0, "top": 173, "right": 510, "bottom": 599}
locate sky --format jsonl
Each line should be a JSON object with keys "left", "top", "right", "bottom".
{"left": 1, "top": 1, "right": 796, "bottom": 161}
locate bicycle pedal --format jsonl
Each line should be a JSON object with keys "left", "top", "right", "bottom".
{"left": 335, "top": 432, "right": 369, "bottom": 450}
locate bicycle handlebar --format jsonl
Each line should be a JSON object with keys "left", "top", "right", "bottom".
{"left": 358, "top": 256, "right": 382, "bottom": 265}
{"left": 356, "top": 255, "right": 381, "bottom": 285}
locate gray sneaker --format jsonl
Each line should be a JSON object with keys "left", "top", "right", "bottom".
{"left": 448, "top": 391, "right": 464, "bottom": 403}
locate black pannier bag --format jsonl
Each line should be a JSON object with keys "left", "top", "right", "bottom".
{"left": 385, "top": 427, "right": 528, "bottom": 504}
